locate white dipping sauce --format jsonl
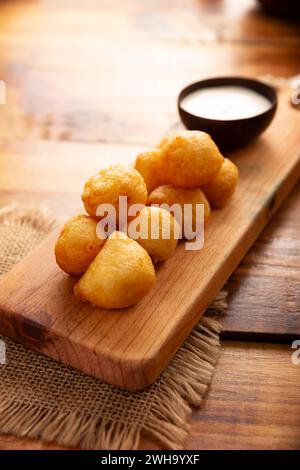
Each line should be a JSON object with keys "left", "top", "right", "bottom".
{"left": 181, "top": 85, "right": 272, "bottom": 120}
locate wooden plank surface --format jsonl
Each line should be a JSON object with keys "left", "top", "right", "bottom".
{"left": 218, "top": 183, "right": 300, "bottom": 341}
{"left": 0, "top": 0, "right": 299, "bottom": 45}
{"left": 186, "top": 341, "right": 300, "bottom": 450}
{"left": 0, "top": 1, "right": 299, "bottom": 145}
{"left": 142, "top": 341, "right": 300, "bottom": 449}
{"left": 0, "top": 91, "right": 299, "bottom": 390}
{"left": 206, "top": 181, "right": 300, "bottom": 342}
{"left": 2, "top": 39, "right": 299, "bottom": 145}
{"left": 0, "top": 341, "right": 299, "bottom": 451}
{"left": 0, "top": 0, "right": 299, "bottom": 448}
{"left": 0, "top": 121, "right": 299, "bottom": 342}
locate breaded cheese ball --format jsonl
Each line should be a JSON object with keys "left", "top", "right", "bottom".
{"left": 134, "top": 148, "right": 166, "bottom": 193}
{"left": 129, "top": 206, "right": 180, "bottom": 264}
{"left": 55, "top": 215, "right": 105, "bottom": 275}
{"left": 82, "top": 164, "right": 148, "bottom": 220}
{"left": 162, "top": 130, "right": 224, "bottom": 188}
{"left": 157, "top": 132, "right": 175, "bottom": 150}
{"left": 74, "top": 231, "right": 155, "bottom": 309}
{"left": 149, "top": 185, "right": 211, "bottom": 236}
{"left": 202, "top": 158, "right": 239, "bottom": 208}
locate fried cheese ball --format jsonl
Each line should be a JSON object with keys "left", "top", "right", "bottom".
{"left": 129, "top": 206, "right": 180, "bottom": 264}
{"left": 55, "top": 215, "right": 105, "bottom": 275}
{"left": 202, "top": 158, "right": 239, "bottom": 208}
{"left": 74, "top": 231, "right": 155, "bottom": 309}
{"left": 148, "top": 185, "right": 211, "bottom": 237}
{"left": 134, "top": 148, "right": 166, "bottom": 193}
{"left": 82, "top": 164, "right": 148, "bottom": 220}
{"left": 162, "top": 130, "right": 224, "bottom": 188}
{"left": 157, "top": 132, "right": 175, "bottom": 150}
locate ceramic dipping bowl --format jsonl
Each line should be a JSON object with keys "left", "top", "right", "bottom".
{"left": 178, "top": 76, "right": 277, "bottom": 149}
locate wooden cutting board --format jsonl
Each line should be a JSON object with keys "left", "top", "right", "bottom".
{"left": 0, "top": 90, "right": 299, "bottom": 390}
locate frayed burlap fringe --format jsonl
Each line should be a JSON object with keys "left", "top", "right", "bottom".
{"left": 0, "top": 318, "right": 221, "bottom": 450}
{"left": 0, "top": 402, "right": 142, "bottom": 450}
{"left": 146, "top": 318, "right": 221, "bottom": 449}
{"left": 0, "top": 206, "right": 224, "bottom": 450}
{"left": 0, "top": 204, "right": 58, "bottom": 233}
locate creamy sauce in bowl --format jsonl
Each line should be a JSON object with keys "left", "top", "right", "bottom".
{"left": 180, "top": 85, "right": 272, "bottom": 121}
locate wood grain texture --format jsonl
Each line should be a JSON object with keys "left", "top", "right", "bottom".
{"left": 0, "top": 0, "right": 299, "bottom": 45}
{"left": 142, "top": 341, "right": 300, "bottom": 449}
{"left": 0, "top": 434, "right": 70, "bottom": 451}
{"left": 0, "top": 1, "right": 299, "bottom": 145}
{"left": 2, "top": 40, "right": 299, "bottom": 146}
{"left": 0, "top": 91, "right": 299, "bottom": 390}
{"left": 0, "top": 0, "right": 299, "bottom": 449}
{"left": 0, "top": 341, "right": 299, "bottom": 450}
{"left": 214, "top": 183, "right": 300, "bottom": 341}
{"left": 185, "top": 341, "right": 300, "bottom": 450}
{"left": 0, "top": 140, "right": 299, "bottom": 341}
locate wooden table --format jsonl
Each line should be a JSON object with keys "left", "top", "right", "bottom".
{"left": 0, "top": 0, "right": 299, "bottom": 450}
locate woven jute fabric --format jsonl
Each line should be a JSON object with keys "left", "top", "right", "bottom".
{"left": 0, "top": 206, "right": 225, "bottom": 450}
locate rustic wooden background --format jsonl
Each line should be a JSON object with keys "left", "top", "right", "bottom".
{"left": 0, "top": 0, "right": 299, "bottom": 449}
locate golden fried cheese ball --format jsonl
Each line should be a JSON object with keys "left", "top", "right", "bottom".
{"left": 148, "top": 185, "right": 211, "bottom": 236}
{"left": 162, "top": 130, "right": 224, "bottom": 188}
{"left": 202, "top": 158, "right": 239, "bottom": 208}
{"left": 82, "top": 164, "right": 148, "bottom": 220}
{"left": 74, "top": 231, "right": 155, "bottom": 309}
{"left": 157, "top": 132, "right": 175, "bottom": 150}
{"left": 134, "top": 148, "right": 166, "bottom": 193}
{"left": 129, "top": 206, "right": 180, "bottom": 264}
{"left": 55, "top": 215, "right": 105, "bottom": 275}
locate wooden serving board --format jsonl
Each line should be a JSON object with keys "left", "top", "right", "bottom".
{"left": 0, "top": 90, "right": 299, "bottom": 390}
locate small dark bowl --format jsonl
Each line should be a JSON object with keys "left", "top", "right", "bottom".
{"left": 178, "top": 77, "right": 277, "bottom": 149}
{"left": 257, "top": 0, "right": 300, "bottom": 19}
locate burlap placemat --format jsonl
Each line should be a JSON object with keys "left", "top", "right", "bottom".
{"left": 0, "top": 206, "right": 225, "bottom": 450}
